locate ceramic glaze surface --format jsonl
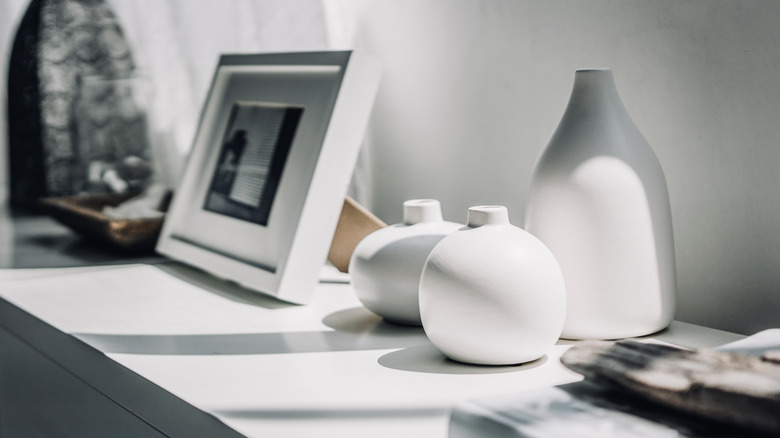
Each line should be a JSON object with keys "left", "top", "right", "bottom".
{"left": 419, "top": 206, "right": 566, "bottom": 365}
{"left": 349, "top": 199, "right": 461, "bottom": 325}
{"left": 525, "top": 69, "right": 676, "bottom": 340}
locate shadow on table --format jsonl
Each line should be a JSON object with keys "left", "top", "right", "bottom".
{"left": 73, "top": 307, "right": 430, "bottom": 356}
{"left": 323, "top": 307, "right": 546, "bottom": 375}
{"left": 73, "top": 304, "right": 543, "bottom": 377}
{"left": 0, "top": 210, "right": 162, "bottom": 268}
{"left": 73, "top": 328, "right": 429, "bottom": 356}
{"left": 153, "top": 263, "right": 294, "bottom": 310}
{"left": 378, "top": 346, "right": 547, "bottom": 375}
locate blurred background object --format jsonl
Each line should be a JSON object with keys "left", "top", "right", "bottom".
{"left": 7, "top": 0, "right": 137, "bottom": 206}
{"left": 73, "top": 74, "right": 154, "bottom": 195}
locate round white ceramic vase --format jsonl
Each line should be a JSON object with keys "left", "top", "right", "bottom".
{"left": 349, "top": 199, "right": 461, "bottom": 325}
{"left": 525, "top": 68, "right": 676, "bottom": 340}
{"left": 419, "top": 206, "right": 566, "bottom": 365}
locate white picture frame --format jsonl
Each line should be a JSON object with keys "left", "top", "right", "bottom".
{"left": 156, "top": 51, "right": 381, "bottom": 304}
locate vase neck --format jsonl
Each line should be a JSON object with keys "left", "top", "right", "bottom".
{"left": 568, "top": 68, "right": 623, "bottom": 110}
{"left": 467, "top": 206, "right": 509, "bottom": 228}
{"left": 403, "top": 199, "right": 443, "bottom": 225}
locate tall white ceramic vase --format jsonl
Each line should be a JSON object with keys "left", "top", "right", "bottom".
{"left": 525, "top": 69, "right": 676, "bottom": 340}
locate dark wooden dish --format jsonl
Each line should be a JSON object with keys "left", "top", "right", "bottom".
{"left": 40, "top": 192, "right": 170, "bottom": 252}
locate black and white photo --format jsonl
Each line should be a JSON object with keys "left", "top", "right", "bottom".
{"left": 157, "top": 51, "right": 380, "bottom": 304}
{"left": 204, "top": 102, "right": 303, "bottom": 226}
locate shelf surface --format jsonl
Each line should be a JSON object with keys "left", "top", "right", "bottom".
{"left": 0, "top": 212, "right": 744, "bottom": 437}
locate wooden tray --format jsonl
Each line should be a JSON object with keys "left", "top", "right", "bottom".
{"left": 41, "top": 192, "right": 170, "bottom": 252}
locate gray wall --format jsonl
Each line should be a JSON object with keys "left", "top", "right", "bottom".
{"left": 347, "top": 0, "right": 780, "bottom": 335}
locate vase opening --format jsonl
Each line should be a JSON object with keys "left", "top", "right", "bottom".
{"left": 575, "top": 68, "right": 612, "bottom": 73}
{"left": 569, "top": 68, "right": 622, "bottom": 110}
{"left": 467, "top": 205, "right": 509, "bottom": 228}
{"left": 403, "top": 199, "right": 443, "bottom": 225}
{"left": 573, "top": 68, "right": 615, "bottom": 85}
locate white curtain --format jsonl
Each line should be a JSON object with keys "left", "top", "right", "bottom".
{"left": 0, "top": 0, "right": 370, "bottom": 204}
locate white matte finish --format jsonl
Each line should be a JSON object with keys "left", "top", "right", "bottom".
{"left": 525, "top": 69, "right": 676, "bottom": 340}
{"left": 419, "top": 206, "right": 566, "bottom": 365}
{"left": 350, "top": 199, "right": 461, "bottom": 325}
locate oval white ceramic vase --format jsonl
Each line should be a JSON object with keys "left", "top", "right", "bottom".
{"left": 419, "top": 206, "right": 566, "bottom": 365}
{"left": 525, "top": 68, "right": 676, "bottom": 340}
{"left": 349, "top": 199, "right": 462, "bottom": 325}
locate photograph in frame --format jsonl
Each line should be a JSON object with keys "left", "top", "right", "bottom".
{"left": 156, "top": 51, "right": 381, "bottom": 304}
{"left": 204, "top": 102, "right": 303, "bottom": 226}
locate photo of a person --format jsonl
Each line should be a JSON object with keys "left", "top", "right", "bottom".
{"left": 211, "top": 129, "right": 248, "bottom": 196}
{"left": 204, "top": 102, "right": 303, "bottom": 225}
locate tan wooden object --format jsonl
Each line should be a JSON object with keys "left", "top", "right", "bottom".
{"left": 327, "top": 196, "right": 386, "bottom": 273}
{"left": 560, "top": 340, "right": 780, "bottom": 434}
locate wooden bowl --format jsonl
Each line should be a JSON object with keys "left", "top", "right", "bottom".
{"left": 41, "top": 192, "right": 170, "bottom": 252}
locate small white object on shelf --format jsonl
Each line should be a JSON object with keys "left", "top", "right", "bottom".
{"left": 102, "top": 183, "right": 168, "bottom": 220}
{"left": 419, "top": 205, "right": 566, "bottom": 365}
{"left": 350, "top": 199, "right": 461, "bottom": 325}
